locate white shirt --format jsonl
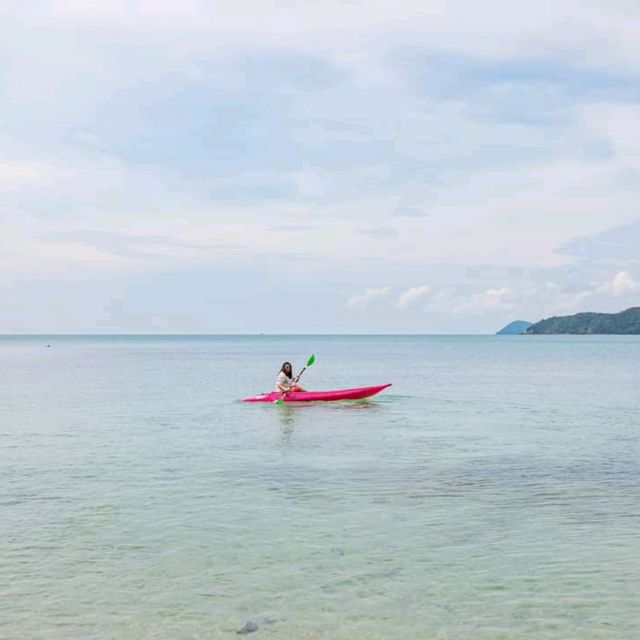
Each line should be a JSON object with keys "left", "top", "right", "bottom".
{"left": 276, "top": 371, "right": 294, "bottom": 389}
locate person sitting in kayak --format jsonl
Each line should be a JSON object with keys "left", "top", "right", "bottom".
{"left": 276, "top": 362, "right": 306, "bottom": 392}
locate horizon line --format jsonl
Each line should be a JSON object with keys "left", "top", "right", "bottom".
{"left": 1, "top": 332, "right": 501, "bottom": 337}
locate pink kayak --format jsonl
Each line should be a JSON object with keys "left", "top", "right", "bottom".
{"left": 242, "top": 383, "right": 392, "bottom": 403}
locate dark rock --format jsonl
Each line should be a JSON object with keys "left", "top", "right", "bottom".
{"left": 237, "top": 620, "right": 259, "bottom": 634}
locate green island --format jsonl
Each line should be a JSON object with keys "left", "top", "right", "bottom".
{"left": 525, "top": 306, "right": 640, "bottom": 334}
{"left": 496, "top": 320, "right": 533, "bottom": 335}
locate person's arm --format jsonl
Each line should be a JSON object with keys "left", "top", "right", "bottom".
{"left": 276, "top": 372, "right": 291, "bottom": 392}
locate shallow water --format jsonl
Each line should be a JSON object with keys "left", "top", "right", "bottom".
{"left": 1, "top": 335, "right": 639, "bottom": 639}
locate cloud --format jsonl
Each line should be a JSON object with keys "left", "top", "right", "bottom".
{"left": 3, "top": 22, "right": 640, "bottom": 274}
{"left": 558, "top": 221, "right": 640, "bottom": 264}
{"left": 610, "top": 270, "right": 639, "bottom": 295}
{"left": 360, "top": 227, "right": 398, "bottom": 239}
{"left": 596, "top": 270, "right": 640, "bottom": 296}
{"left": 346, "top": 286, "right": 391, "bottom": 309}
{"left": 44, "top": 230, "right": 220, "bottom": 259}
{"left": 268, "top": 224, "right": 316, "bottom": 232}
{"left": 450, "top": 287, "right": 517, "bottom": 316}
{"left": 539, "top": 271, "right": 640, "bottom": 310}
{"left": 0, "top": 159, "right": 72, "bottom": 187}
{"left": 14, "top": 2, "right": 640, "bottom": 77}
{"left": 501, "top": 270, "right": 640, "bottom": 318}
{"left": 2, "top": 2, "right": 640, "bottom": 332}
{"left": 394, "top": 196, "right": 429, "bottom": 218}
{"left": 583, "top": 103, "right": 640, "bottom": 165}
{"left": 397, "top": 285, "right": 430, "bottom": 309}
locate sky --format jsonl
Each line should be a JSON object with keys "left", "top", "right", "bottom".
{"left": 1, "top": 0, "right": 639, "bottom": 333}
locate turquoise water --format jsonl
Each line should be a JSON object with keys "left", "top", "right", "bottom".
{"left": 1, "top": 335, "right": 639, "bottom": 639}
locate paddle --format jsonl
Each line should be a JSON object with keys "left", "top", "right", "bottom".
{"left": 274, "top": 354, "right": 316, "bottom": 405}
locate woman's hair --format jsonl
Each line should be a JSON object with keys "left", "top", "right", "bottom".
{"left": 280, "top": 362, "right": 293, "bottom": 378}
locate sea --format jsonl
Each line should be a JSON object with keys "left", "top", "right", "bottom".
{"left": 1, "top": 335, "right": 639, "bottom": 639}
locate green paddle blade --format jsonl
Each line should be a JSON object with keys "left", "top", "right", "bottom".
{"left": 274, "top": 397, "right": 284, "bottom": 405}
{"left": 306, "top": 354, "right": 316, "bottom": 366}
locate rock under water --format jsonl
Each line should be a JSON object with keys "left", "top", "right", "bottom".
{"left": 237, "top": 620, "right": 259, "bottom": 634}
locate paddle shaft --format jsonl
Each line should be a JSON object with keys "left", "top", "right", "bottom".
{"left": 293, "top": 366, "right": 307, "bottom": 385}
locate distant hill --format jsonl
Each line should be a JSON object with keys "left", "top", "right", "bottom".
{"left": 496, "top": 320, "right": 532, "bottom": 335}
{"left": 526, "top": 307, "right": 640, "bottom": 334}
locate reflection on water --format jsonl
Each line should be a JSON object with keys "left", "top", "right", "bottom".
{"left": 277, "top": 405, "right": 297, "bottom": 443}
{"left": 276, "top": 400, "right": 383, "bottom": 443}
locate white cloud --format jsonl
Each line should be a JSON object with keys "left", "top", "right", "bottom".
{"left": 553, "top": 289, "right": 594, "bottom": 312}
{"left": 583, "top": 103, "right": 640, "bottom": 166}
{"left": 397, "top": 285, "right": 430, "bottom": 309}
{"left": 346, "top": 286, "right": 391, "bottom": 309}
{"left": 22, "top": 2, "right": 640, "bottom": 75}
{"left": 611, "top": 270, "right": 639, "bottom": 295}
{"left": 0, "top": 159, "right": 71, "bottom": 187}
{"left": 488, "top": 271, "right": 640, "bottom": 321}
{"left": 596, "top": 270, "right": 640, "bottom": 296}
{"left": 454, "top": 287, "right": 516, "bottom": 315}
{"left": 420, "top": 286, "right": 518, "bottom": 317}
